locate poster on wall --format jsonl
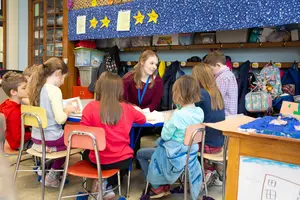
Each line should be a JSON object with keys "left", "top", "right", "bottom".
{"left": 117, "top": 10, "right": 131, "bottom": 31}
{"left": 238, "top": 156, "right": 300, "bottom": 200}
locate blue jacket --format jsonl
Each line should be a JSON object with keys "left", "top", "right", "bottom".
{"left": 147, "top": 138, "right": 202, "bottom": 200}
{"left": 195, "top": 89, "right": 225, "bottom": 147}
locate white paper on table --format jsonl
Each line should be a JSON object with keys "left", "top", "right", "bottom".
{"left": 145, "top": 111, "right": 165, "bottom": 125}
{"left": 76, "top": 16, "right": 86, "bottom": 34}
{"left": 117, "top": 10, "right": 131, "bottom": 31}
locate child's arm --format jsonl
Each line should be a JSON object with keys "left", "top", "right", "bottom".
{"left": 161, "top": 114, "right": 177, "bottom": 141}
{"left": 130, "top": 105, "right": 146, "bottom": 124}
{"left": 21, "top": 98, "right": 30, "bottom": 105}
{"left": 80, "top": 104, "right": 92, "bottom": 126}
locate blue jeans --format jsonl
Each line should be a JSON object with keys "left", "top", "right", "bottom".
{"left": 136, "top": 148, "right": 155, "bottom": 178}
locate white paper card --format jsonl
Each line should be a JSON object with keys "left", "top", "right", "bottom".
{"left": 117, "top": 10, "right": 131, "bottom": 31}
{"left": 76, "top": 16, "right": 86, "bottom": 34}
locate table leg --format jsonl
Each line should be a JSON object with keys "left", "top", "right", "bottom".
{"left": 127, "top": 127, "right": 135, "bottom": 198}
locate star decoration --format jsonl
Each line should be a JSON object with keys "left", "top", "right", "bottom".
{"left": 91, "top": 0, "right": 97, "bottom": 7}
{"left": 147, "top": 9, "right": 159, "bottom": 24}
{"left": 100, "top": 16, "right": 110, "bottom": 28}
{"left": 133, "top": 11, "right": 145, "bottom": 25}
{"left": 89, "top": 17, "right": 98, "bottom": 29}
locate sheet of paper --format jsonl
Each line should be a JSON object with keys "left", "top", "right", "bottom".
{"left": 34, "top": 4, "right": 39, "bottom": 17}
{"left": 76, "top": 16, "right": 86, "bottom": 34}
{"left": 117, "top": 10, "right": 131, "bottom": 31}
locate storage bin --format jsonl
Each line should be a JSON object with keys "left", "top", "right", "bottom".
{"left": 179, "top": 33, "right": 194, "bottom": 45}
{"left": 74, "top": 48, "right": 104, "bottom": 67}
{"left": 153, "top": 34, "right": 179, "bottom": 46}
{"left": 78, "top": 67, "right": 98, "bottom": 86}
{"left": 72, "top": 86, "right": 94, "bottom": 99}
{"left": 216, "top": 29, "right": 249, "bottom": 43}
{"left": 131, "top": 36, "right": 152, "bottom": 47}
{"left": 194, "top": 32, "right": 216, "bottom": 44}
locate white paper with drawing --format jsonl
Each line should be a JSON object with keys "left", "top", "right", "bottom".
{"left": 63, "top": 97, "right": 83, "bottom": 117}
{"left": 238, "top": 156, "right": 300, "bottom": 200}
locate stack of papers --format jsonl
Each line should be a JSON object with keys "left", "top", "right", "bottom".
{"left": 143, "top": 109, "right": 166, "bottom": 125}
{"left": 63, "top": 97, "right": 83, "bottom": 118}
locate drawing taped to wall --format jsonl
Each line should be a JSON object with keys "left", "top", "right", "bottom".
{"left": 261, "top": 174, "right": 300, "bottom": 200}
{"left": 238, "top": 156, "right": 300, "bottom": 200}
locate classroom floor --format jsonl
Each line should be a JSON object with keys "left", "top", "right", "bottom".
{"left": 7, "top": 136, "right": 223, "bottom": 200}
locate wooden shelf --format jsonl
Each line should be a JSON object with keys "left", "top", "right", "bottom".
{"left": 121, "top": 41, "right": 300, "bottom": 52}
{"left": 121, "top": 61, "right": 299, "bottom": 69}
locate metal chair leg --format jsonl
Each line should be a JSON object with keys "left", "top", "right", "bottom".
{"left": 201, "top": 151, "right": 208, "bottom": 196}
{"left": 13, "top": 150, "right": 23, "bottom": 182}
{"left": 117, "top": 171, "right": 122, "bottom": 197}
{"left": 222, "top": 138, "right": 228, "bottom": 200}
{"left": 41, "top": 151, "right": 46, "bottom": 200}
{"left": 126, "top": 170, "right": 131, "bottom": 198}
{"left": 144, "top": 181, "right": 149, "bottom": 194}
{"left": 58, "top": 162, "right": 68, "bottom": 200}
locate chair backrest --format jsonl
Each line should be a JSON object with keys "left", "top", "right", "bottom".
{"left": 184, "top": 124, "right": 205, "bottom": 146}
{"left": 64, "top": 124, "right": 106, "bottom": 151}
{"left": 21, "top": 105, "right": 48, "bottom": 128}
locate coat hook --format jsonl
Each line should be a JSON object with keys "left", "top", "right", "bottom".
{"left": 259, "top": 42, "right": 263, "bottom": 47}
{"left": 283, "top": 41, "right": 287, "bottom": 47}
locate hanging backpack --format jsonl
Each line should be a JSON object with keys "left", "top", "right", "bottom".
{"left": 258, "top": 63, "right": 282, "bottom": 98}
{"left": 88, "top": 46, "right": 121, "bottom": 93}
{"left": 281, "top": 63, "right": 300, "bottom": 96}
{"left": 160, "top": 61, "right": 185, "bottom": 110}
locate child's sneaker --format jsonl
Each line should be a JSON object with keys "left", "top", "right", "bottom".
{"left": 149, "top": 186, "right": 165, "bottom": 199}
{"left": 163, "top": 185, "right": 171, "bottom": 196}
{"left": 103, "top": 185, "right": 116, "bottom": 200}
{"left": 45, "top": 169, "right": 60, "bottom": 188}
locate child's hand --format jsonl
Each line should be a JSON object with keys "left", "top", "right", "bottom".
{"left": 64, "top": 103, "right": 78, "bottom": 115}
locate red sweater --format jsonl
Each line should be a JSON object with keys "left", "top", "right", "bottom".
{"left": 0, "top": 99, "right": 31, "bottom": 150}
{"left": 122, "top": 72, "right": 163, "bottom": 112}
{"left": 80, "top": 101, "right": 146, "bottom": 165}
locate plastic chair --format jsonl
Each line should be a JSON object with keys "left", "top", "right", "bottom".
{"left": 14, "top": 105, "right": 82, "bottom": 200}
{"left": 143, "top": 124, "right": 207, "bottom": 200}
{"left": 202, "top": 136, "right": 228, "bottom": 200}
{"left": 58, "top": 124, "right": 123, "bottom": 200}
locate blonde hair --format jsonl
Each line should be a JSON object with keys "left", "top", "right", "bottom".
{"left": 1, "top": 72, "right": 27, "bottom": 97}
{"left": 172, "top": 75, "right": 200, "bottom": 106}
{"left": 29, "top": 58, "right": 68, "bottom": 106}
{"left": 130, "top": 50, "right": 158, "bottom": 89}
{"left": 192, "top": 63, "right": 224, "bottom": 110}
{"left": 204, "top": 51, "right": 226, "bottom": 67}
{"left": 23, "top": 65, "right": 38, "bottom": 78}
{"left": 95, "top": 72, "right": 123, "bottom": 125}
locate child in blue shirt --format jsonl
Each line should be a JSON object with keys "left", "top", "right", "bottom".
{"left": 137, "top": 75, "right": 204, "bottom": 199}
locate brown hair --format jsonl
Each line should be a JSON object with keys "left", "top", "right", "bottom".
{"left": 130, "top": 50, "right": 158, "bottom": 89}
{"left": 204, "top": 51, "right": 226, "bottom": 67}
{"left": 1, "top": 71, "right": 27, "bottom": 97}
{"left": 29, "top": 57, "right": 68, "bottom": 106}
{"left": 172, "top": 75, "right": 200, "bottom": 106}
{"left": 192, "top": 63, "right": 224, "bottom": 110}
{"left": 95, "top": 72, "right": 123, "bottom": 125}
{"left": 23, "top": 65, "right": 38, "bottom": 78}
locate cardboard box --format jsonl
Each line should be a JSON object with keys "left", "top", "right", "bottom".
{"left": 153, "top": 34, "right": 179, "bottom": 46}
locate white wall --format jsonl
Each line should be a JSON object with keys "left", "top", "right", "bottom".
{"left": 18, "top": 0, "right": 28, "bottom": 71}
{"left": 6, "top": 0, "right": 19, "bottom": 70}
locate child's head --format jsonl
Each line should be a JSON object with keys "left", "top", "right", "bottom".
{"left": 132, "top": 50, "right": 159, "bottom": 89}
{"left": 95, "top": 72, "right": 123, "bottom": 125}
{"left": 1, "top": 71, "right": 28, "bottom": 100}
{"left": 23, "top": 65, "right": 38, "bottom": 83}
{"left": 203, "top": 51, "right": 226, "bottom": 75}
{"left": 172, "top": 75, "right": 200, "bottom": 107}
{"left": 192, "top": 63, "right": 224, "bottom": 110}
{"left": 29, "top": 57, "right": 68, "bottom": 106}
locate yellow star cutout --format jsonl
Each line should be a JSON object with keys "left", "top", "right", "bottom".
{"left": 89, "top": 17, "right": 98, "bottom": 29}
{"left": 91, "top": 0, "right": 97, "bottom": 7}
{"left": 148, "top": 9, "right": 159, "bottom": 24}
{"left": 133, "top": 11, "right": 145, "bottom": 25}
{"left": 100, "top": 16, "right": 110, "bottom": 28}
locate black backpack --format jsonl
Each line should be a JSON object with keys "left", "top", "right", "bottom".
{"left": 160, "top": 61, "right": 185, "bottom": 110}
{"left": 88, "top": 46, "right": 121, "bottom": 93}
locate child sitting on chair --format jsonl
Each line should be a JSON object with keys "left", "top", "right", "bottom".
{"left": 28, "top": 58, "right": 77, "bottom": 188}
{"left": 138, "top": 75, "right": 204, "bottom": 200}
{"left": 0, "top": 72, "right": 32, "bottom": 150}
{"left": 81, "top": 72, "right": 146, "bottom": 200}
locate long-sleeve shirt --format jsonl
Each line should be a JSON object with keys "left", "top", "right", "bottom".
{"left": 195, "top": 89, "right": 225, "bottom": 147}
{"left": 161, "top": 104, "right": 204, "bottom": 143}
{"left": 122, "top": 72, "right": 163, "bottom": 112}
{"left": 215, "top": 67, "right": 238, "bottom": 116}
{"left": 0, "top": 99, "right": 31, "bottom": 150}
{"left": 81, "top": 101, "right": 146, "bottom": 164}
{"left": 32, "top": 84, "right": 67, "bottom": 141}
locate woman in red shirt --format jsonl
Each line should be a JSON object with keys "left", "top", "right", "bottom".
{"left": 81, "top": 72, "right": 146, "bottom": 199}
{"left": 122, "top": 50, "right": 164, "bottom": 168}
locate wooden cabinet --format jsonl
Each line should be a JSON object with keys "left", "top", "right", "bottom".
{"left": 28, "top": 0, "right": 77, "bottom": 98}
